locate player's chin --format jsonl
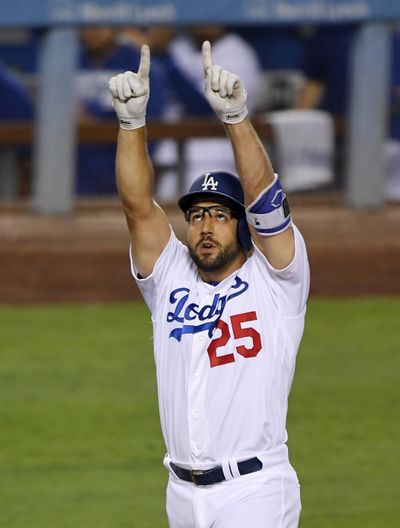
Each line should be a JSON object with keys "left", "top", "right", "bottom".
{"left": 190, "top": 249, "right": 218, "bottom": 269}
{"left": 195, "top": 252, "right": 214, "bottom": 267}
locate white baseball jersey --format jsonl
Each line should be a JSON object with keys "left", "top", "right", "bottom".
{"left": 130, "top": 224, "right": 309, "bottom": 469}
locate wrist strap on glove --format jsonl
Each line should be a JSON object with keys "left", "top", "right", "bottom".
{"left": 218, "top": 104, "right": 249, "bottom": 125}
{"left": 118, "top": 116, "right": 146, "bottom": 130}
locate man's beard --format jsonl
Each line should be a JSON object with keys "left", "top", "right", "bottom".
{"left": 188, "top": 237, "right": 242, "bottom": 273}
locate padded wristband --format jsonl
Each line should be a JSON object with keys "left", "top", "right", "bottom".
{"left": 246, "top": 174, "right": 292, "bottom": 236}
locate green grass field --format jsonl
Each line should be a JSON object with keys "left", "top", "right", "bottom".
{"left": 0, "top": 298, "right": 399, "bottom": 527}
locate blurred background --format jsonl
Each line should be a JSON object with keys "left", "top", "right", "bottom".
{"left": 0, "top": 1, "right": 399, "bottom": 527}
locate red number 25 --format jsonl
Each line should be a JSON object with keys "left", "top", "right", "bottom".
{"left": 207, "top": 311, "right": 262, "bottom": 368}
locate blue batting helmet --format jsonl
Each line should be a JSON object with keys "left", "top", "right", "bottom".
{"left": 178, "top": 171, "right": 252, "bottom": 251}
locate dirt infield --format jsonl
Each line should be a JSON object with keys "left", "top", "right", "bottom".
{"left": 0, "top": 197, "right": 399, "bottom": 303}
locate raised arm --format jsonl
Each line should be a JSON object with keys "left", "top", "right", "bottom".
{"left": 109, "top": 45, "right": 170, "bottom": 278}
{"left": 202, "top": 41, "right": 294, "bottom": 270}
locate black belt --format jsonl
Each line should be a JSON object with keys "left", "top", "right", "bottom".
{"left": 170, "top": 457, "right": 263, "bottom": 486}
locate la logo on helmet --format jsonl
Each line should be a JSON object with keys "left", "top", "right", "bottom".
{"left": 202, "top": 174, "right": 219, "bottom": 191}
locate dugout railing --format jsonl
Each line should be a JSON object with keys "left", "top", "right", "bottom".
{"left": 0, "top": 118, "right": 272, "bottom": 204}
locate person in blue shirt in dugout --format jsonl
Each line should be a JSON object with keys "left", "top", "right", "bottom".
{"left": 0, "top": 60, "right": 33, "bottom": 121}
{"left": 76, "top": 26, "right": 166, "bottom": 195}
{"left": 0, "top": 60, "right": 33, "bottom": 195}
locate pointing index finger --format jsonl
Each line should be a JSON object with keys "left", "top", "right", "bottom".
{"left": 202, "top": 40, "right": 213, "bottom": 74}
{"left": 138, "top": 44, "right": 150, "bottom": 79}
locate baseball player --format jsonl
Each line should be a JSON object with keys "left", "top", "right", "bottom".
{"left": 109, "top": 40, "right": 310, "bottom": 528}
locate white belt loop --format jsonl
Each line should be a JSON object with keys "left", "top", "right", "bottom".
{"left": 163, "top": 453, "right": 173, "bottom": 472}
{"left": 228, "top": 458, "right": 242, "bottom": 479}
{"left": 221, "top": 460, "right": 234, "bottom": 481}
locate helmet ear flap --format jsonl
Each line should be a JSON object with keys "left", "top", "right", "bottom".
{"left": 238, "top": 217, "right": 252, "bottom": 251}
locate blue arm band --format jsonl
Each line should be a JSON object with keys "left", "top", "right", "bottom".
{"left": 245, "top": 174, "right": 292, "bottom": 236}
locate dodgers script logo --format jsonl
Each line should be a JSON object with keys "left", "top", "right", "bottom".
{"left": 167, "top": 276, "right": 248, "bottom": 341}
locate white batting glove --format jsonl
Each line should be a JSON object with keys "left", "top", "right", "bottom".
{"left": 202, "top": 40, "right": 248, "bottom": 125}
{"left": 109, "top": 45, "right": 150, "bottom": 130}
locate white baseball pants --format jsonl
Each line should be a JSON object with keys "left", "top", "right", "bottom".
{"left": 165, "top": 463, "right": 301, "bottom": 528}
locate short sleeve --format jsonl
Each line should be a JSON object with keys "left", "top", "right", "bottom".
{"left": 129, "top": 228, "right": 192, "bottom": 316}
{"left": 252, "top": 224, "right": 310, "bottom": 316}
